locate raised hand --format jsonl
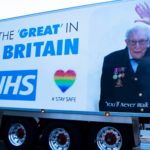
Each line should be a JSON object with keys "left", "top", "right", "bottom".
{"left": 135, "top": 2, "right": 150, "bottom": 25}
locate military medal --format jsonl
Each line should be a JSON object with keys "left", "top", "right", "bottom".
{"left": 113, "top": 68, "right": 118, "bottom": 79}
{"left": 113, "top": 74, "right": 117, "bottom": 79}
{"left": 118, "top": 74, "right": 122, "bottom": 78}
{"left": 113, "top": 67, "right": 126, "bottom": 87}
{"left": 121, "top": 73, "right": 125, "bottom": 78}
{"left": 115, "top": 78, "right": 123, "bottom": 87}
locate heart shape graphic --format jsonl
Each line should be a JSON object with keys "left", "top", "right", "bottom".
{"left": 54, "top": 70, "right": 76, "bottom": 92}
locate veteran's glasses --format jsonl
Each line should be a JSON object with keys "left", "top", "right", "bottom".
{"left": 127, "top": 39, "right": 149, "bottom": 46}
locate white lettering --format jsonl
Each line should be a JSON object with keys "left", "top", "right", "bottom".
{"left": 4, "top": 76, "right": 22, "bottom": 95}
{"left": 19, "top": 75, "right": 35, "bottom": 95}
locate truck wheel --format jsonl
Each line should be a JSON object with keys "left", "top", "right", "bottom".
{"left": 89, "top": 123, "right": 133, "bottom": 150}
{"left": 42, "top": 122, "right": 82, "bottom": 150}
{"left": 3, "top": 117, "right": 38, "bottom": 150}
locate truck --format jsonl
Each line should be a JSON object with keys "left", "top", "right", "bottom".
{"left": 0, "top": 0, "right": 149, "bottom": 149}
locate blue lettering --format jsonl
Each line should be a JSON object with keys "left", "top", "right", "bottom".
{"left": 14, "top": 44, "right": 25, "bottom": 58}
{"left": 2, "top": 38, "right": 79, "bottom": 59}
{"left": 57, "top": 40, "right": 63, "bottom": 55}
{"left": 43, "top": 26, "right": 52, "bottom": 35}
{"left": 29, "top": 28, "right": 36, "bottom": 37}
{"left": 37, "top": 26, "right": 44, "bottom": 36}
{"left": 26, "top": 43, "right": 32, "bottom": 57}
{"left": 19, "top": 24, "right": 61, "bottom": 38}
{"left": 65, "top": 38, "right": 79, "bottom": 55}
{"left": 53, "top": 24, "right": 60, "bottom": 34}
{"left": 3, "top": 45, "right": 13, "bottom": 59}
{"left": 33, "top": 41, "right": 44, "bottom": 57}
{"left": 42, "top": 41, "right": 55, "bottom": 56}
{"left": 19, "top": 29, "right": 28, "bottom": 38}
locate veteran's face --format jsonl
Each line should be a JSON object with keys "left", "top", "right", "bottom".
{"left": 125, "top": 30, "right": 150, "bottom": 59}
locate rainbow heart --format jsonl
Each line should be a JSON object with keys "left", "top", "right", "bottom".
{"left": 54, "top": 70, "right": 76, "bottom": 92}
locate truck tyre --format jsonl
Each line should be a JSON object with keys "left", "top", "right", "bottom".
{"left": 42, "top": 121, "right": 82, "bottom": 150}
{"left": 89, "top": 123, "right": 133, "bottom": 150}
{"left": 3, "top": 117, "right": 38, "bottom": 150}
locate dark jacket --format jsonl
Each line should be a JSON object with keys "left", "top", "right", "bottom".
{"left": 99, "top": 47, "right": 150, "bottom": 112}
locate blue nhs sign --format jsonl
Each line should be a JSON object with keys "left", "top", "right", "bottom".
{"left": 0, "top": 70, "right": 37, "bottom": 100}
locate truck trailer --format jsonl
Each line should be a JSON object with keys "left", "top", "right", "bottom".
{"left": 0, "top": 0, "right": 150, "bottom": 149}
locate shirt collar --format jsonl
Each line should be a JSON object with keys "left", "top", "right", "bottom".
{"left": 128, "top": 49, "right": 133, "bottom": 59}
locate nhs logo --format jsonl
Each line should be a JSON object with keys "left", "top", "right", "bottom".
{"left": 0, "top": 70, "right": 37, "bottom": 100}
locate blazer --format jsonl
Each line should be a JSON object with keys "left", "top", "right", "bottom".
{"left": 99, "top": 47, "right": 150, "bottom": 113}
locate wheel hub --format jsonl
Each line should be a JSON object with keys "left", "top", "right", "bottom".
{"left": 8, "top": 123, "right": 26, "bottom": 146}
{"left": 17, "top": 128, "right": 25, "bottom": 139}
{"left": 49, "top": 128, "right": 70, "bottom": 150}
{"left": 105, "top": 132, "right": 117, "bottom": 145}
{"left": 57, "top": 133, "right": 67, "bottom": 145}
{"left": 96, "top": 126, "right": 122, "bottom": 150}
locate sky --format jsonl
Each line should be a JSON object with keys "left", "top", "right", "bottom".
{"left": 0, "top": 0, "right": 114, "bottom": 20}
